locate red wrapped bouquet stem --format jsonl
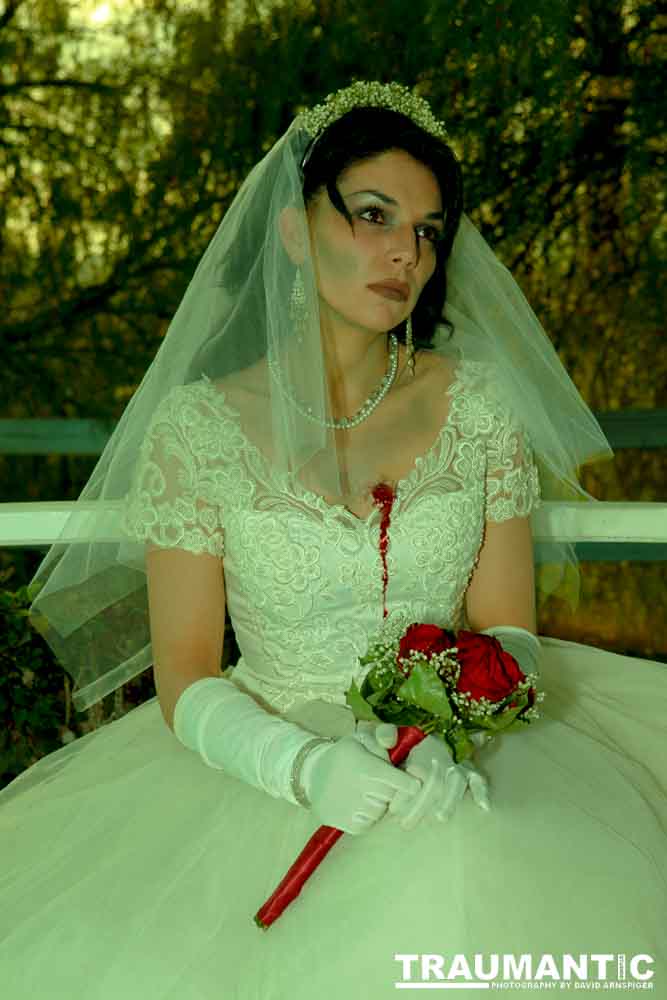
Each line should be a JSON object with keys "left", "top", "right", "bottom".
{"left": 253, "top": 725, "right": 427, "bottom": 929}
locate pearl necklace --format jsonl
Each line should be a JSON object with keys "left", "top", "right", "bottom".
{"left": 267, "top": 334, "right": 399, "bottom": 430}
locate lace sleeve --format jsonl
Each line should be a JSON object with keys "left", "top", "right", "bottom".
{"left": 122, "top": 386, "right": 226, "bottom": 558}
{"left": 485, "top": 394, "right": 542, "bottom": 523}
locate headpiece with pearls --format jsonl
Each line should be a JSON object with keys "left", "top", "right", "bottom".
{"left": 298, "top": 80, "right": 449, "bottom": 144}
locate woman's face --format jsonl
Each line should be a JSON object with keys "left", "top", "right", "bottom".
{"left": 306, "top": 149, "right": 444, "bottom": 337}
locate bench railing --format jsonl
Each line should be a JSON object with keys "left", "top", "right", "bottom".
{"left": 0, "top": 499, "right": 665, "bottom": 561}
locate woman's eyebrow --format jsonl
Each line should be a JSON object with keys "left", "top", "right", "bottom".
{"left": 344, "top": 188, "right": 444, "bottom": 222}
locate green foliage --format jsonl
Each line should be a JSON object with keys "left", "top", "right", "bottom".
{"left": 0, "top": 2, "right": 663, "bottom": 481}
{"left": 345, "top": 678, "right": 380, "bottom": 722}
{"left": 1, "top": 0, "right": 663, "bottom": 430}
{"left": 396, "top": 660, "right": 454, "bottom": 723}
{"left": 0, "top": 569, "right": 72, "bottom": 787}
{"left": 0, "top": 566, "right": 163, "bottom": 791}
{"left": 346, "top": 646, "right": 537, "bottom": 763}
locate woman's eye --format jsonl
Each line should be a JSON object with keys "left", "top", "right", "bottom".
{"left": 359, "top": 206, "right": 385, "bottom": 225}
{"left": 359, "top": 207, "right": 442, "bottom": 245}
{"left": 417, "top": 225, "right": 442, "bottom": 245}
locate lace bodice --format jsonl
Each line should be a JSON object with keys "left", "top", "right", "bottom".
{"left": 123, "top": 358, "right": 541, "bottom": 715}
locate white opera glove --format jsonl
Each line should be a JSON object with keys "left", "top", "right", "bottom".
{"left": 478, "top": 625, "right": 541, "bottom": 681}
{"left": 355, "top": 721, "right": 491, "bottom": 832}
{"left": 173, "top": 675, "right": 338, "bottom": 808}
{"left": 173, "top": 677, "right": 422, "bottom": 836}
{"left": 354, "top": 720, "right": 399, "bottom": 762}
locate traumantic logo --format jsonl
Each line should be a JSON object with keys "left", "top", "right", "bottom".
{"left": 393, "top": 954, "right": 655, "bottom": 990}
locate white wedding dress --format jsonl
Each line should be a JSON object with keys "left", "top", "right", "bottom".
{"left": 1, "top": 358, "right": 665, "bottom": 998}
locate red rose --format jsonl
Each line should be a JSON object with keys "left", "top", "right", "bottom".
{"left": 455, "top": 630, "right": 526, "bottom": 703}
{"left": 397, "top": 623, "right": 456, "bottom": 670}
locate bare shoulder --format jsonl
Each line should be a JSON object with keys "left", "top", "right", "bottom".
{"left": 419, "top": 348, "right": 456, "bottom": 378}
{"left": 415, "top": 348, "right": 460, "bottom": 397}
{"left": 388, "top": 347, "right": 461, "bottom": 428}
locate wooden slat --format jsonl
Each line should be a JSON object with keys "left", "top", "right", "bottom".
{"left": 0, "top": 419, "right": 112, "bottom": 455}
{"left": 594, "top": 409, "right": 667, "bottom": 449}
{"left": 0, "top": 409, "right": 665, "bottom": 454}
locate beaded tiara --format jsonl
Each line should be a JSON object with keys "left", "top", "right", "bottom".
{"left": 298, "top": 80, "right": 449, "bottom": 142}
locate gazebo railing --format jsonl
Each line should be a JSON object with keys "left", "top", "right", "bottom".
{"left": 0, "top": 499, "right": 665, "bottom": 559}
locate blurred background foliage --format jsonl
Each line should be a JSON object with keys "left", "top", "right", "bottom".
{"left": 0, "top": 0, "right": 665, "bottom": 784}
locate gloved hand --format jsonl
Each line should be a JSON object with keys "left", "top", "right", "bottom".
{"left": 299, "top": 734, "right": 423, "bottom": 836}
{"left": 173, "top": 678, "right": 424, "bottom": 838}
{"left": 355, "top": 721, "right": 491, "bottom": 831}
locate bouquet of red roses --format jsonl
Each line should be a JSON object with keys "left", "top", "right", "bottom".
{"left": 254, "top": 616, "right": 543, "bottom": 929}
{"left": 349, "top": 619, "right": 542, "bottom": 762}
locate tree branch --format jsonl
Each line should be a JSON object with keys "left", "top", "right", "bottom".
{"left": 0, "top": 79, "right": 119, "bottom": 97}
{"left": 0, "top": 0, "right": 24, "bottom": 32}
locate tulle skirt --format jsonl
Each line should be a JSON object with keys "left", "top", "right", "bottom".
{"left": 1, "top": 636, "right": 666, "bottom": 999}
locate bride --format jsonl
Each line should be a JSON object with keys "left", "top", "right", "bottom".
{"left": 1, "top": 82, "right": 665, "bottom": 998}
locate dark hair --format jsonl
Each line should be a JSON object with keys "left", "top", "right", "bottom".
{"left": 300, "top": 106, "right": 463, "bottom": 351}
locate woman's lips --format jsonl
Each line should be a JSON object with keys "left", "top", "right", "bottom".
{"left": 367, "top": 284, "right": 408, "bottom": 302}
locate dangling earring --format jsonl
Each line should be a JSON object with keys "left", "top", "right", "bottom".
{"left": 406, "top": 314, "right": 415, "bottom": 377}
{"left": 290, "top": 267, "right": 307, "bottom": 344}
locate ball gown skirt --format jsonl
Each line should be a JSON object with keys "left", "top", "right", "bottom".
{"left": 0, "top": 636, "right": 666, "bottom": 999}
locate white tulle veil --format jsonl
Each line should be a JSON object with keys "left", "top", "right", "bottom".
{"left": 28, "top": 82, "right": 613, "bottom": 712}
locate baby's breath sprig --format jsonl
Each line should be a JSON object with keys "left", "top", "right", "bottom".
{"left": 450, "top": 689, "right": 498, "bottom": 719}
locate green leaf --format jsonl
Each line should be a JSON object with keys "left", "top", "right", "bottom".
{"left": 362, "top": 663, "right": 394, "bottom": 697}
{"left": 471, "top": 697, "right": 530, "bottom": 733}
{"left": 383, "top": 702, "right": 431, "bottom": 728}
{"left": 446, "top": 727, "right": 476, "bottom": 764}
{"left": 396, "top": 660, "right": 453, "bottom": 723}
{"left": 361, "top": 666, "right": 395, "bottom": 704}
{"left": 345, "top": 680, "right": 380, "bottom": 722}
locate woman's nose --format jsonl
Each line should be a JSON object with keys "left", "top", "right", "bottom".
{"left": 388, "top": 225, "right": 419, "bottom": 265}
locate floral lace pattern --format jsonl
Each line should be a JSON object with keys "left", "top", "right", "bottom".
{"left": 122, "top": 358, "right": 541, "bottom": 713}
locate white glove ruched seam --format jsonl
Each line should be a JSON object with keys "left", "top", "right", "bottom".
{"left": 173, "top": 675, "right": 333, "bottom": 807}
